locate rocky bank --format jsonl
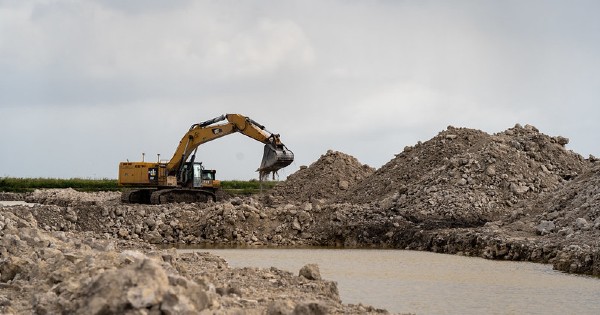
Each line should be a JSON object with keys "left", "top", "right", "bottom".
{"left": 0, "top": 208, "right": 388, "bottom": 314}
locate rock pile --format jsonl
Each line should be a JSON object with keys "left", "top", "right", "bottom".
{"left": 516, "top": 163, "right": 600, "bottom": 275}
{"left": 529, "top": 163, "right": 600, "bottom": 232}
{"left": 0, "top": 207, "right": 385, "bottom": 314}
{"left": 26, "top": 188, "right": 120, "bottom": 206}
{"left": 15, "top": 195, "right": 313, "bottom": 246}
{"left": 268, "top": 150, "right": 374, "bottom": 203}
{"left": 0, "top": 192, "right": 27, "bottom": 201}
{"left": 0, "top": 209, "right": 209, "bottom": 314}
{"left": 340, "top": 124, "right": 589, "bottom": 225}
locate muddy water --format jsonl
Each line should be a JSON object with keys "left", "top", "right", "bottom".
{"left": 180, "top": 248, "right": 600, "bottom": 314}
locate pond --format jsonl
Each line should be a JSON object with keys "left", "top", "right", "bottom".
{"left": 179, "top": 248, "right": 600, "bottom": 314}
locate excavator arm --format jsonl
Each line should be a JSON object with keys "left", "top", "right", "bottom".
{"left": 166, "top": 113, "right": 294, "bottom": 178}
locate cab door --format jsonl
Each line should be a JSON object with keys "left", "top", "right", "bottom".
{"left": 192, "top": 163, "right": 203, "bottom": 188}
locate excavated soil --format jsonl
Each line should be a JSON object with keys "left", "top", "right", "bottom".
{"left": 267, "top": 150, "right": 374, "bottom": 204}
{"left": 339, "top": 124, "right": 588, "bottom": 225}
{"left": 2, "top": 123, "right": 600, "bottom": 314}
{"left": 0, "top": 209, "right": 388, "bottom": 314}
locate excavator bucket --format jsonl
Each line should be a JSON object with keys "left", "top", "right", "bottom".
{"left": 258, "top": 143, "right": 294, "bottom": 175}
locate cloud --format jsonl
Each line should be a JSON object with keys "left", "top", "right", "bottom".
{"left": 0, "top": 1, "right": 315, "bottom": 106}
{"left": 202, "top": 18, "right": 315, "bottom": 79}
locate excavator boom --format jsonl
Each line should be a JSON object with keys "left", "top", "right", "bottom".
{"left": 166, "top": 113, "right": 294, "bottom": 177}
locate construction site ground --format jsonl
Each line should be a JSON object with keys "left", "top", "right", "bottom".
{"left": 1, "top": 124, "right": 599, "bottom": 314}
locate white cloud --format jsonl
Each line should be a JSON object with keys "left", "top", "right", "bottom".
{"left": 203, "top": 18, "right": 315, "bottom": 79}
{"left": 0, "top": 1, "right": 314, "bottom": 80}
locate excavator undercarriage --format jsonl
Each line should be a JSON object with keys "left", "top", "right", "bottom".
{"left": 121, "top": 188, "right": 216, "bottom": 204}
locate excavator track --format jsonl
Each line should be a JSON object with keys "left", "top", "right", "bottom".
{"left": 121, "top": 189, "right": 155, "bottom": 204}
{"left": 149, "top": 188, "right": 216, "bottom": 204}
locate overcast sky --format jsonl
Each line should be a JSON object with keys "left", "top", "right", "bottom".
{"left": 1, "top": 0, "right": 599, "bottom": 180}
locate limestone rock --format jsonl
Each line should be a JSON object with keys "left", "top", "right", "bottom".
{"left": 299, "top": 264, "right": 321, "bottom": 280}
{"left": 293, "top": 301, "right": 328, "bottom": 315}
{"left": 575, "top": 218, "right": 589, "bottom": 230}
{"left": 267, "top": 300, "right": 295, "bottom": 315}
{"left": 536, "top": 220, "right": 556, "bottom": 235}
{"left": 338, "top": 180, "right": 349, "bottom": 190}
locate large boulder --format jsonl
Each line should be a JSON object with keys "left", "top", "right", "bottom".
{"left": 299, "top": 264, "right": 321, "bottom": 281}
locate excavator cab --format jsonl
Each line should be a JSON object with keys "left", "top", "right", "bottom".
{"left": 201, "top": 169, "right": 217, "bottom": 187}
{"left": 179, "top": 162, "right": 219, "bottom": 189}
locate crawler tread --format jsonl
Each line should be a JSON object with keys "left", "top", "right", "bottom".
{"left": 150, "top": 188, "right": 216, "bottom": 204}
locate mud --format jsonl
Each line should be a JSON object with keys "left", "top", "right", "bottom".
{"left": 1, "top": 123, "right": 599, "bottom": 314}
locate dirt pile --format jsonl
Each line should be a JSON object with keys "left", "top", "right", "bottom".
{"left": 340, "top": 124, "right": 589, "bottom": 225}
{"left": 6, "top": 192, "right": 355, "bottom": 247}
{"left": 18, "top": 196, "right": 362, "bottom": 248}
{"left": 528, "top": 163, "right": 600, "bottom": 231}
{"left": 508, "top": 162, "right": 600, "bottom": 273}
{"left": 268, "top": 150, "right": 374, "bottom": 203}
{"left": 0, "top": 192, "right": 28, "bottom": 201}
{"left": 0, "top": 207, "right": 388, "bottom": 314}
{"left": 26, "top": 188, "right": 121, "bottom": 206}
{"left": 0, "top": 209, "right": 209, "bottom": 314}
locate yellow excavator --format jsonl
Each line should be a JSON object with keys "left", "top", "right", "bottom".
{"left": 118, "top": 113, "right": 294, "bottom": 204}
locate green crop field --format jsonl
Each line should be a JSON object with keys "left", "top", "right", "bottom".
{"left": 0, "top": 177, "right": 119, "bottom": 192}
{"left": 0, "top": 177, "right": 278, "bottom": 195}
{"left": 220, "top": 180, "right": 278, "bottom": 195}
